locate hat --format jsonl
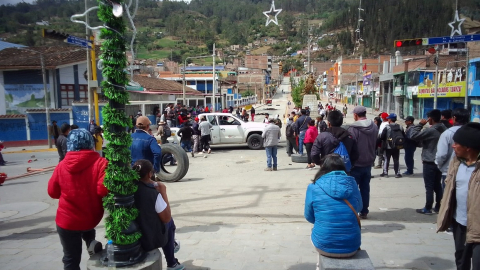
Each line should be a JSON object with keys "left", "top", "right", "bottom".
{"left": 381, "top": 112, "right": 389, "bottom": 120}
{"left": 352, "top": 106, "right": 366, "bottom": 114}
{"left": 194, "top": 117, "right": 199, "bottom": 122}
{"left": 386, "top": 113, "right": 397, "bottom": 120}
{"left": 67, "top": 128, "right": 94, "bottom": 152}
{"left": 453, "top": 123, "right": 480, "bottom": 150}
{"left": 158, "top": 121, "right": 166, "bottom": 125}
{"left": 136, "top": 116, "right": 151, "bottom": 127}
{"left": 405, "top": 116, "right": 415, "bottom": 122}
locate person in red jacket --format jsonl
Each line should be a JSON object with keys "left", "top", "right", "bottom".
{"left": 48, "top": 128, "right": 108, "bottom": 270}
{"left": 304, "top": 120, "right": 319, "bottom": 169}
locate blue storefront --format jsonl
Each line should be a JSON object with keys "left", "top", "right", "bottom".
{"left": 468, "top": 58, "right": 480, "bottom": 122}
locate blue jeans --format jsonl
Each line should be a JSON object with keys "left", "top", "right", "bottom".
{"left": 265, "top": 146, "right": 278, "bottom": 168}
{"left": 298, "top": 130, "right": 306, "bottom": 155}
{"left": 404, "top": 147, "right": 416, "bottom": 174}
{"left": 181, "top": 140, "right": 192, "bottom": 152}
{"left": 350, "top": 166, "right": 371, "bottom": 215}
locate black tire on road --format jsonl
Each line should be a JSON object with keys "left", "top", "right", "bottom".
{"left": 247, "top": 134, "right": 263, "bottom": 150}
{"left": 157, "top": 143, "right": 189, "bottom": 182}
{"left": 291, "top": 153, "right": 308, "bottom": 163}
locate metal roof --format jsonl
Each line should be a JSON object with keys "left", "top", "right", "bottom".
{"left": 181, "top": 66, "right": 225, "bottom": 71}
{"left": 0, "top": 41, "right": 26, "bottom": 51}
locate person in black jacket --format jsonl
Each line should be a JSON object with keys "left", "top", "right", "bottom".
{"left": 178, "top": 122, "right": 194, "bottom": 157}
{"left": 294, "top": 109, "right": 312, "bottom": 155}
{"left": 311, "top": 110, "right": 359, "bottom": 169}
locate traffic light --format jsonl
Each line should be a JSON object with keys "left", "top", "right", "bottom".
{"left": 394, "top": 38, "right": 424, "bottom": 48}
{"left": 42, "top": 29, "right": 69, "bottom": 41}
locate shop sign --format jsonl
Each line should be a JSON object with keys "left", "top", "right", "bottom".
{"left": 393, "top": 86, "right": 403, "bottom": 96}
{"left": 417, "top": 81, "right": 466, "bottom": 98}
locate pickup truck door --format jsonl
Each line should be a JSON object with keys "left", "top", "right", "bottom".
{"left": 206, "top": 115, "right": 221, "bottom": 144}
{"left": 218, "top": 115, "right": 243, "bottom": 143}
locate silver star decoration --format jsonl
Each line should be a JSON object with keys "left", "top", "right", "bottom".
{"left": 448, "top": 10, "right": 465, "bottom": 37}
{"left": 263, "top": 1, "right": 282, "bottom": 26}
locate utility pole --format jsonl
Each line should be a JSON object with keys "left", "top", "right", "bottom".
{"left": 212, "top": 43, "right": 216, "bottom": 112}
{"left": 85, "top": 0, "right": 93, "bottom": 122}
{"left": 434, "top": 50, "right": 439, "bottom": 109}
{"left": 40, "top": 54, "right": 52, "bottom": 148}
{"left": 465, "top": 44, "right": 469, "bottom": 109}
{"left": 307, "top": 27, "right": 311, "bottom": 73}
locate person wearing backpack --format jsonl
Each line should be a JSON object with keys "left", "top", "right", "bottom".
{"left": 379, "top": 113, "right": 405, "bottom": 178}
{"left": 311, "top": 110, "right": 359, "bottom": 172}
{"left": 408, "top": 109, "right": 447, "bottom": 215}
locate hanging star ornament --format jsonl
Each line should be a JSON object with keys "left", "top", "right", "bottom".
{"left": 263, "top": 0, "right": 282, "bottom": 26}
{"left": 448, "top": 10, "right": 465, "bottom": 37}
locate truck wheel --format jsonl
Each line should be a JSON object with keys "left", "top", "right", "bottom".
{"left": 247, "top": 134, "right": 263, "bottom": 150}
{"left": 291, "top": 154, "right": 308, "bottom": 163}
{"left": 157, "top": 143, "right": 189, "bottom": 182}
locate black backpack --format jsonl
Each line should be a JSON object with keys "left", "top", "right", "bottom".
{"left": 387, "top": 125, "right": 405, "bottom": 149}
{"left": 163, "top": 125, "right": 172, "bottom": 138}
{"left": 286, "top": 124, "right": 294, "bottom": 137}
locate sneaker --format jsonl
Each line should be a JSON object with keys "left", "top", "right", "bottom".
{"left": 87, "top": 240, "right": 102, "bottom": 256}
{"left": 264, "top": 167, "right": 272, "bottom": 171}
{"left": 416, "top": 208, "right": 433, "bottom": 215}
{"left": 208, "top": 148, "right": 212, "bottom": 154}
{"left": 167, "top": 261, "right": 185, "bottom": 270}
{"left": 359, "top": 213, "right": 368, "bottom": 219}
{"left": 395, "top": 174, "right": 402, "bottom": 178}
{"left": 403, "top": 172, "right": 413, "bottom": 176}
{"left": 433, "top": 207, "right": 440, "bottom": 214}
{"left": 202, "top": 150, "right": 206, "bottom": 153}
{"left": 174, "top": 240, "right": 180, "bottom": 253}
{"left": 380, "top": 173, "right": 388, "bottom": 177}
{"left": 191, "top": 151, "right": 194, "bottom": 158}
{"left": 273, "top": 167, "right": 277, "bottom": 171}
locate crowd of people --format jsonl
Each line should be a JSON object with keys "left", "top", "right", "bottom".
{"left": 298, "top": 103, "right": 479, "bottom": 268}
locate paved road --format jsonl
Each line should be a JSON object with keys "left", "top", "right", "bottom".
{"left": 0, "top": 78, "right": 455, "bottom": 269}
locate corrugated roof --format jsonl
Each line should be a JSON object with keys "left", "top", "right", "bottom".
{"left": 0, "top": 41, "right": 26, "bottom": 51}
{"left": 0, "top": 46, "right": 100, "bottom": 70}
{"left": 0, "top": 114, "right": 25, "bottom": 119}
{"left": 26, "top": 108, "right": 71, "bottom": 112}
{"left": 133, "top": 75, "right": 200, "bottom": 94}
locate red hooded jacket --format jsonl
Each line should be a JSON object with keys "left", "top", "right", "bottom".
{"left": 48, "top": 150, "right": 108, "bottom": 231}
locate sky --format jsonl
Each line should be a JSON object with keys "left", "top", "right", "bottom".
{"left": 0, "top": 0, "right": 191, "bottom": 5}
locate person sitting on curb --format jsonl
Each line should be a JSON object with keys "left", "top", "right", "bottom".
{"left": 48, "top": 128, "right": 107, "bottom": 270}
{"left": 305, "top": 154, "right": 362, "bottom": 259}
{"left": 133, "top": 159, "right": 184, "bottom": 270}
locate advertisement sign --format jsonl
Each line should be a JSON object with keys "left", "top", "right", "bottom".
{"left": 417, "top": 81, "right": 466, "bottom": 98}
{"left": 4, "top": 84, "right": 50, "bottom": 115}
{"left": 363, "top": 72, "right": 372, "bottom": 86}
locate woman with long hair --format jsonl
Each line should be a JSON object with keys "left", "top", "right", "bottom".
{"left": 304, "top": 154, "right": 362, "bottom": 259}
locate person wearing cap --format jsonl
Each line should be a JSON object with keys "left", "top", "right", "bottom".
{"left": 379, "top": 113, "right": 404, "bottom": 178}
{"left": 403, "top": 116, "right": 417, "bottom": 176}
{"left": 435, "top": 108, "right": 470, "bottom": 189}
{"left": 48, "top": 128, "right": 107, "bottom": 269}
{"left": 408, "top": 109, "right": 447, "bottom": 215}
{"left": 375, "top": 112, "right": 390, "bottom": 169}
{"left": 348, "top": 106, "right": 378, "bottom": 219}
{"left": 437, "top": 122, "right": 480, "bottom": 269}
{"left": 130, "top": 116, "right": 162, "bottom": 174}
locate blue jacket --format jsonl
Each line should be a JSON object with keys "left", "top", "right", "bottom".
{"left": 304, "top": 171, "right": 362, "bottom": 254}
{"left": 130, "top": 130, "right": 162, "bottom": 173}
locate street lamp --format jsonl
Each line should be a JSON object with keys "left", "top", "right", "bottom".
{"left": 183, "top": 55, "right": 212, "bottom": 106}
{"left": 16, "top": 47, "right": 52, "bottom": 148}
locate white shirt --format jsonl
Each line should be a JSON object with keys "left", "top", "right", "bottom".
{"left": 454, "top": 162, "right": 475, "bottom": 226}
{"left": 378, "top": 121, "right": 389, "bottom": 135}
{"left": 155, "top": 194, "right": 168, "bottom": 213}
{"left": 264, "top": 118, "right": 270, "bottom": 123}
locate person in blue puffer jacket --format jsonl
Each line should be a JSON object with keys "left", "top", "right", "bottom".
{"left": 304, "top": 153, "right": 363, "bottom": 258}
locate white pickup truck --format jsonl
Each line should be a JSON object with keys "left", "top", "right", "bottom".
{"left": 194, "top": 113, "right": 268, "bottom": 150}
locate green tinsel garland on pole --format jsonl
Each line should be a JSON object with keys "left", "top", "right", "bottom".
{"left": 97, "top": 0, "right": 145, "bottom": 266}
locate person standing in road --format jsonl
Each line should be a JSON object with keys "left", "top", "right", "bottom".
{"left": 263, "top": 113, "right": 270, "bottom": 124}
{"left": 49, "top": 120, "right": 61, "bottom": 145}
{"left": 294, "top": 109, "right": 312, "bottom": 156}
{"left": 375, "top": 112, "right": 389, "bottom": 169}
{"left": 178, "top": 122, "right": 194, "bottom": 157}
{"left": 348, "top": 106, "right": 378, "bottom": 219}
{"left": 56, "top": 123, "right": 71, "bottom": 162}
{"left": 408, "top": 109, "right": 447, "bottom": 215}
{"left": 236, "top": 107, "right": 241, "bottom": 119}
{"left": 48, "top": 128, "right": 107, "bottom": 270}
{"left": 304, "top": 120, "right": 318, "bottom": 169}
{"left": 192, "top": 117, "right": 201, "bottom": 154}
{"left": 88, "top": 119, "right": 97, "bottom": 135}
{"left": 342, "top": 104, "right": 348, "bottom": 117}
{"left": 130, "top": 116, "right": 162, "bottom": 175}
{"left": 403, "top": 116, "right": 417, "bottom": 176}
{"left": 436, "top": 108, "right": 470, "bottom": 189}
{"left": 379, "top": 113, "right": 405, "bottom": 178}
{"left": 199, "top": 117, "right": 213, "bottom": 154}
{"left": 437, "top": 123, "right": 480, "bottom": 270}
{"left": 285, "top": 117, "right": 298, "bottom": 156}
{"left": 251, "top": 106, "right": 256, "bottom": 122}
{"left": 262, "top": 118, "right": 281, "bottom": 171}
